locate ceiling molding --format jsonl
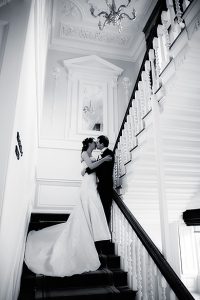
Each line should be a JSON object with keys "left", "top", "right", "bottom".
{"left": 50, "top": 0, "right": 158, "bottom": 61}
{"left": 49, "top": 39, "right": 138, "bottom": 62}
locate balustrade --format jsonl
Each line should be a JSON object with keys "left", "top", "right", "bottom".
{"left": 113, "top": 0, "right": 192, "bottom": 190}
{"left": 112, "top": 1, "right": 195, "bottom": 299}
{"left": 111, "top": 200, "right": 194, "bottom": 299}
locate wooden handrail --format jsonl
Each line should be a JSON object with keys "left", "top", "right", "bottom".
{"left": 112, "top": 190, "right": 195, "bottom": 300}
{"left": 113, "top": 1, "right": 166, "bottom": 153}
{"left": 113, "top": 49, "right": 149, "bottom": 153}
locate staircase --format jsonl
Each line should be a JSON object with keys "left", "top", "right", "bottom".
{"left": 18, "top": 213, "right": 137, "bottom": 300}
{"left": 111, "top": 1, "right": 200, "bottom": 297}
{"left": 112, "top": 0, "right": 200, "bottom": 244}
{"left": 117, "top": 23, "right": 200, "bottom": 244}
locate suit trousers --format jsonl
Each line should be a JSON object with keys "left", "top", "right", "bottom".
{"left": 98, "top": 185, "right": 113, "bottom": 225}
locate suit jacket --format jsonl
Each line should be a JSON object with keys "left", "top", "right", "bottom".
{"left": 86, "top": 148, "right": 114, "bottom": 190}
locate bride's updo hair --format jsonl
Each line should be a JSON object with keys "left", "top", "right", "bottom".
{"left": 81, "top": 137, "right": 94, "bottom": 153}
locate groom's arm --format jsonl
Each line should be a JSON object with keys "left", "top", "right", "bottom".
{"left": 85, "top": 166, "right": 96, "bottom": 174}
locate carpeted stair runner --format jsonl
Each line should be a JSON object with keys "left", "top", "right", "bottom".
{"left": 18, "top": 213, "right": 137, "bottom": 300}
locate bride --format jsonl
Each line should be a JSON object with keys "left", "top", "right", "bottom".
{"left": 24, "top": 137, "right": 112, "bottom": 277}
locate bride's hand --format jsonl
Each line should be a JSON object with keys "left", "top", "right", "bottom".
{"left": 81, "top": 168, "right": 86, "bottom": 176}
{"left": 103, "top": 155, "right": 112, "bottom": 162}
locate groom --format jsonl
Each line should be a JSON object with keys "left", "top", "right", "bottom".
{"left": 85, "top": 135, "right": 114, "bottom": 225}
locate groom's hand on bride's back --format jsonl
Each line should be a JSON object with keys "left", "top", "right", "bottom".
{"left": 85, "top": 167, "right": 93, "bottom": 174}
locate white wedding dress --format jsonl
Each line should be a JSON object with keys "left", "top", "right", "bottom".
{"left": 24, "top": 159, "right": 111, "bottom": 277}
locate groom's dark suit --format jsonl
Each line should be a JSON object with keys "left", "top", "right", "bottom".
{"left": 86, "top": 148, "right": 114, "bottom": 225}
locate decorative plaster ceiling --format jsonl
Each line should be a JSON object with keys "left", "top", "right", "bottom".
{"left": 50, "top": 0, "right": 158, "bottom": 61}
{"left": 0, "top": 0, "right": 11, "bottom": 8}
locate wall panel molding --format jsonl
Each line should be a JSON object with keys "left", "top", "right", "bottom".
{"left": 34, "top": 178, "right": 82, "bottom": 213}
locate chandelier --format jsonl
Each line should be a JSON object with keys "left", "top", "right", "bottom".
{"left": 89, "top": 0, "right": 136, "bottom": 32}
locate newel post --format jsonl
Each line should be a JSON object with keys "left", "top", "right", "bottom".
{"left": 151, "top": 94, "right": 171, "bottom": 262}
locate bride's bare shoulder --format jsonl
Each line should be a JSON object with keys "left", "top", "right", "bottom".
{"left": 81, "top": 151, "right": 90, "bottom": 162}
{"left": 81, "top": 151, "right": 87, "bottom": 158}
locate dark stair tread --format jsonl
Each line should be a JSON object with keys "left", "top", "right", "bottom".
{"left": 95, "top": 241, "right": 115, "bottom": 255}
{"left": 28, "top": 222, "right": 66, "bottom": 231}
{"left": 99, "top": 254, "right": 120, "bottom": 268}
{"left": 40, "top": 268, "right": 114, "bottom": 288}
{"left": 109, "top": 269, "right": 128, "bottom": 286}
{"left": 36, "top": 285, "right": 120, "bottom": 299}
{"left": 118, "top": 285, "right": 137, "bottom": 295}
{"left": 30, "top": 213, "right": 70, "bottom": 222}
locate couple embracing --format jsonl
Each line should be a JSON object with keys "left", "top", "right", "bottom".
{"left": 25, "top": 135, "right": 114, "bottom": 277}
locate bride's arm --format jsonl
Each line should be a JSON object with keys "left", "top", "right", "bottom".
{"left": 81, "top": 151, "right": 111, "bottom": 170}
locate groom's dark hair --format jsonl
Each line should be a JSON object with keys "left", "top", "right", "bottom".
{"left": 98, "top": 135, "right": 109, "bottom": 147}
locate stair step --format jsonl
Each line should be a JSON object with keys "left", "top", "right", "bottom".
{"left": 36, "top": 285, "right": 120, "bottom": 299}
{"left": 28, "top": 213, "right": 70, "bottom": 231}
{"left": 35, "top": 284, "right": 136, "bottom": 299}
{"left": 95, "top": 240, "right": 115, "bottom": 255}
{"left": 110, "top": 268, "right": 128, "bottom": 287}
{"left": 99, "top": 254, "right": 121, "bottom": 269}
{"left": 37, "top": 269, "right": 114, "bottom": 288}
{"left": 28, "top": 221, "right": 67, "bottom": 231}
{"left": 118, "top": 286, "right": 137, "bottom": 298}
{"left": 30, "top": 213, "right": 70, "bottom": 222}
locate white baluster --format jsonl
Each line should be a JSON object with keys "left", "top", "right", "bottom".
{"left": 124, "top": 219, "right": 129, "bottom": 272}
{"left": 131, "top": 231, "right": 138, "bottom": 291}
{"left": 141, "top": 70, "right": 149, "bottom": 115}
{"left": 141, "top": 245, "right": 148, "bottom": 300}
{"left": 111, "top": 205, "right": 115, "bottom": 243}
{"left": 153, "top": 37, "right": 161, "bottom": 91}
{"left": 166, "top": 0, "right": 179, "bottom": 43}
{"left": 138, "top": 79, "right": 146, "bottom": 118}
{"left": 129, "top": 106, "right": 137, "bottom": 149}
{"left": 136, "top": 238, "right": 143, "bottom": 300}
{"left": 126, "top": 114, "right": 135, "bottom": 151}
{"left": 160, "top": 275, "right": 167, "bottom": 300}
{"left": 113, "top": 153, "right": 118, "bottom": 189}
{"left": 122, "top": 216, "right": 126, "bottom": 270}
{"left": 127, "top": 224, "right": 132, "bottom": 288}
{"left": 121, "top": 130, "right": 128, "bottom": 165}
{"left": 161, "top": 10, "right": 171, "bottom": 64}
{"left": 116, "top": 144, "right": 122, "bottom": 185}
{"left": 144, "top": 60, "right": 152, "bottom": 112}
{"left": 148, "top": 255, "right": 154, "bottom": 300}
{"left": 157, "top": 24, "right": 166, "bottom": 71}
{"left": 123, "top": 123, "right": 131, "bottom": 163}
{"left": 118, "top": 138, "right": 126, "bottom": 177}
{"left": 149, "top": 49, "right": 157, "bottom": 94}
{"left": 135, "top": 91, "right": 143, "bottom": 134}
{"left": 174, "top": 0, "right": 185, "bottom": 28}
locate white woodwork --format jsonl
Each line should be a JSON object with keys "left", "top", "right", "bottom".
{"left": 112, "top": 203, "right": 180, "bottom": 300}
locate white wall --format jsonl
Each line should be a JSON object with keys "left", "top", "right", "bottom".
{"left": 41, "top": 49, "right": 139, "bottom": 136}
{"left": 34, "top": 49, "right": 142, "bottom": 212}
{"left": 0, "top": 1, "right": 50, "bottom": 299}
{"left": 36, "top": 148, "right": 82, "bottom": 213}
